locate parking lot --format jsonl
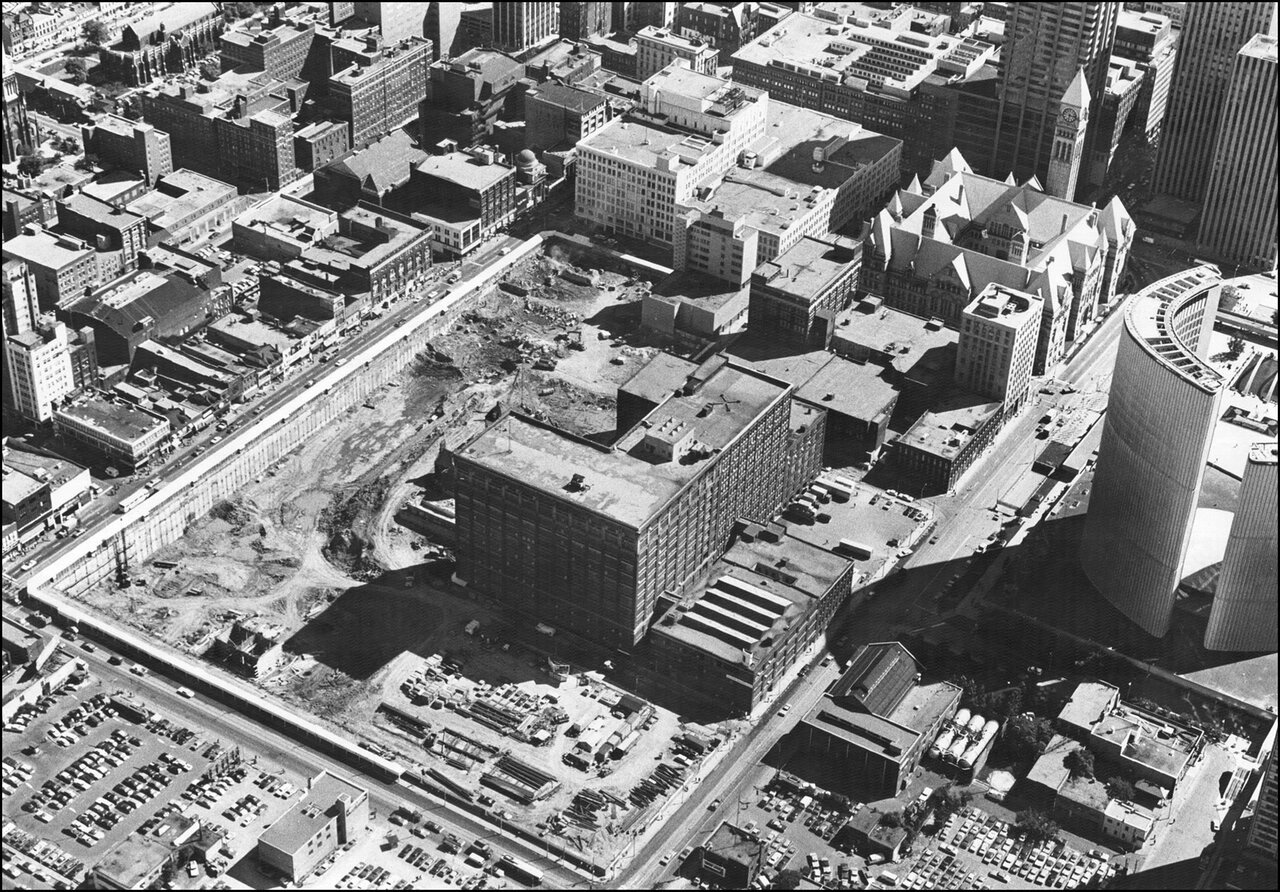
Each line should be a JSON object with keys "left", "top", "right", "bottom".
{"left": 1, "top": 665, "right": 314, "bottom": 887}
{"left": 896, "top": 804, "right": 1118, "bottom": 891}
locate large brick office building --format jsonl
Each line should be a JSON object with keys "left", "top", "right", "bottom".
{"left": 453, "top": 354, "right": 815, "bottom": 650}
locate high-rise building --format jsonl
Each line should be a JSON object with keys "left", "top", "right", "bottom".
{"left": 219, "top": 16, "right": 316, "bottom": 80}
{"left": 1247, "top": 747, "right": 1279, "bottom": 864}
{"left": 748, "top": 236, "right": 863, "bottom": 350}
{"left": 80, "top": 115, "right": 173, "bottom": 187}
{"left": 454, "top": 354, "right": 805, "bottom": 649}
{"left": 5, "top": 321, "right": 76, "bottom": 422}
{"left": 493, "top": 2, "right": 559, "bottom": 55}
{"left": 1079, "top": 266, "right": 1222, "bottom": 638}
{"left": 1, "top": 258, "right": 39, "bottom": 409}
{"left": 1, "top": 227, "right": 98, "bottom": 310}
{"left": 1203, "top": 442, "right": 1278, "bottom": 652}
{"left": 635, "top": 25, "right": 719, "bottom": 80}
{"left": 575, "top": 63, "right": 769, "bottom": 246}
{"left": 328, "top": 36, "right": 432, "bottom": 150}
{"left": 956, "top": 284, "right": 1043, "bottom": 413}
{"left": 1196, "top": 32, "right": 1277, "bottom": 273}
{"left": 1152, "top": 2, "right": 1274, "bottom": 204}
{"left": 352, "top": 1, "right": 427, "bottom": 45}
{"left": 992, "top": 2, "right": 1119, "bottom": 200}
{"left": 1112, "top": 9, "right": 1178, "bottom": 144}
{"left": 559, "top": 1, "right": 612, "bottom": 40}
{"left": 423, "top": 1, "right": 463, "bottom": 60}
{"left": 730, "top": 6, "right": 999, "bottom": 180}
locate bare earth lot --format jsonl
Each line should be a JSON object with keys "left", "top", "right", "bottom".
{"left": 67, "top": 242, "right": 730, "bottom": 864}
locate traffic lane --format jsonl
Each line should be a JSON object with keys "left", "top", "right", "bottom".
{"left": 623, "top": 664, "right": 840, "bottom": 887}
{"left": 71, "top": 647, "right": 583, "bottom": 888}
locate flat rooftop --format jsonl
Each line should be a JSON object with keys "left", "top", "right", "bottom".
{"left": 91, "top": 834, "right": 172, "bottom": 889}
{"left": 1057, "top": 679, "right": 1120, "bottom": 732}
{"left": 732, "top": 7, "right": 995, "bottom": 93}
{"left": 60, "top": 192, "right": 145, "bottom": 230}
{"left": 3, "top": 228, "right": 92, "bottom": 270}
{"left": 81, "top": 171, "right": 147, "bottom": 206}
{"left": 651, "top": 270, "right": 749, "bottom": 313}
{"left": 459, "top": 358, "right": 790, "bottom": 529}
{"left": 233, "top": 193, "right": 337, "bottom": 244}
{"left": 754, "top": 236, "right": 860, "bottom": 301}
{"left": 896, "top": 390, "right": 1002, "bottom": 460}
{"left": 965, "top": 283, "right": 1042, "bottom": 329}
{"left": 258, "top": 772, "right": 366, "bottom": 856}
{"left": 832, "top": 299, "right": 958, "bottom": 377}
{"left": 1126, "top": 266, "right": 1224, "bottom": 391}
{"left": 528, "top": 81, "right": 607, "bottom": 114}
{"left": 303, "top": 205, "right": 427, "bottom": 272}
{"left": 414, "top": 151, "right": 514, "bottom": 192}
{"left": 655, "top": 529, "right": 851, "bottom": 663}
{"left": 2, "top": 467, "right": 46, "bottom": 504}
{"left": 207, "top": 313, "right": 298, "bottom": 352}
{"left": 1091, "top": 707, "right": 1195, "bottom": 780}
{"left": 55, "top": 397, "right": 169, "bottom": 443}
{"left": 580, "top": 117, "right": 720, "bottom": 171}
{"left": 3, "top": 447, "right": 87, "bottom": 490}
{"left": 758, "top": 101, "right": 900, "bottom": 190}
{"left": 620, "top": 353, "right": 699, "bottom": 405}
{"left": 725, "top": 341, "right": 898, "bottom": 423}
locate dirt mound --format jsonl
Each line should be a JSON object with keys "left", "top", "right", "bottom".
{"left": 210, "top": 498, "right": 255, "bottom": 531}
{"left": 319, "top": 477, "right": 391, "bottom": 580}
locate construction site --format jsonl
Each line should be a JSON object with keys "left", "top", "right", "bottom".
{"left": 67, "top": 237, "right": 735, "bottom": 862}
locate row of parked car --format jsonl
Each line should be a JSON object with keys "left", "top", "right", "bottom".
{"left": 3, "top": 675, "right": 79, "bottom": 733}
{"left": 67, "top": 753, "right": 180, "bottom": 845}
{"left": 21, "top": 727, "right": 138, "bottom": 824}
{"left": 934, "top": 806, "right": 1115, "bottom": 888}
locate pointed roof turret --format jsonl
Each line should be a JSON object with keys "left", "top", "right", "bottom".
{"left": 1098, "top": 195, "right": 1134, "bottom": 241}
{"left": 1063, "top": 67, "right": 1090, "bottom": 111}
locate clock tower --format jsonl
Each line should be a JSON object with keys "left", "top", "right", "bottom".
{"left": 1047, "top": 68, "right": 1090, "bottom": 200}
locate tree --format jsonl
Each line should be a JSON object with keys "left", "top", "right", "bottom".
{"left": 1016, "top": 809, "right": 1060, "bottom": 843}
{"left": 1064, "top": 748, "right": 1095, "bottom": 779}
{"left": 772, "top": 869, "right": 804, "bottom": 890}
{"left": 879, "top": 811, "right": 903, "bottom": 828}
{"left": 932, "top": 784, "right": 972, "bottom": 821}
{"left": 65, "top": 57, "right": 88, "bottom": 85}
{"left": 17, "top": 155, "right": 45, "bottom": 177}
{"left": 1001, "top": 714, "right": 1055, "bottom": 762}
{"left": 1227, "top": 335, "right": 1245, "bottom": 357}
{"left": 199, "top": 57, "right": 221, "bottom": 81}
{"left": 1107, "top": 777, "right": 1136, "bottom": 802}
{"left": 81, "top": 19, "right": 110, "bottom": 45}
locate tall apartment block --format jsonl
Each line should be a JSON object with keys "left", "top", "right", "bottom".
{"left": 454, "top": 354, "right": 806, "bottom": 649}
{"left": 635, "top": 26, "right": 718, "bottom": 80}
{"left": 1, "top": 227, "right": 97, "bottom": 310}
{"left": 5, "top": 321, "right": 75, "bottom": 422}
{"left": 1203, "top": 442, "right": 1278, "bottom": 652}
{"left": 1080, "top": 266, "right": 1222, "bottom": 638}
{"left": 992, "top": 2, "right": 1118, "bottom": 200}
{"left": 956, "top": 284, "right": 1042, "bottom": 414}
{"left": 329, "top": 36, "right": 432, "bottom": 149}
{"left": 730, "top": 5, "right": 998, "bottom": 180}
{"left": 220, "top": 15, "right": 316, "bottom": 80}
{"left": 139, "top": 74, "right": 299, "bottom": 192}
{"left": 1196, "top": 32, "right": 1277, "bottom": 273}
{"left": 634, "top": 1, "right": 679, "bottom": 31}
{"left": 80, "top": 115, "right": 173, "bottom": 187}
{"left": 863, "top": 150, "right": 1126, "bottom": 376}
{"left": 1112, "top": 9, "right": 1178, "bottom": 144}
{"left": 575, "top": 63, "right": 769, "bottom": 246}
{"left": 676, "top": 1, "right": 789, "bottom": 58}
{"left": 1153, "top": 1, "right": 1275, "bottom": 204}
{"left": 748, "top": 236, "right": 862, "bottom": 350}
{"left": 1, "top": 258, "right": 39, "bottom": 409}
{"left": 559, "top": 1, "right": 612, "bottom": 40}
{"left": 55, "top": 194, "right": 148, "bottom": 273}
{"left": 525, "top": 82, "right": 611, "bottom": 153}
{"left": 352, "top": 1, "right": 427, "bottom": 46}
{"left": 673, "top": 106, "right": 900, "bottom": 288}
{"left": 493, "top": 3, "right": 559, "bottom": 55}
